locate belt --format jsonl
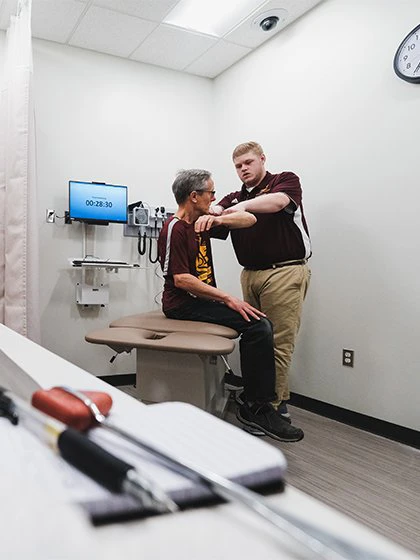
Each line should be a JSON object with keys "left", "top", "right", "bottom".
{"left": 244, "top": 259, "right": 307, "bottom": 271}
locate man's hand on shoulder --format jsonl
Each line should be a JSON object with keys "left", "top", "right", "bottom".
{"left": 195, "top": 211, "right": 256, "bottom": 232}
{"left": 195, "top": 214, "right": 218, "bottom": 232}
{"left": 218, "top": 210, "right": 256, "bottom": 230}
{"left": 222, "top": 201, "right": 247, "bottom": 215}
{"left": 209, "top": 204, "right": 224, "bottom": 216}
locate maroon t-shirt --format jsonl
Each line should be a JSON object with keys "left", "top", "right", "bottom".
{"left": 217, "top": 171, "right": 311, "bottom": 268}
{"left": 158, "top": 217, "right": 220, "bottom": 312}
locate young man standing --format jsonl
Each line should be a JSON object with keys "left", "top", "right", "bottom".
{"left": 158, "top": 168, "right": 303, "bottom": 442}
{"left": 211, "top": 143, "right": 311, "bottom": 423}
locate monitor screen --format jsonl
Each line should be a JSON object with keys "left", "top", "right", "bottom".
{"left": 69, "top": 181, "right": 128, "bottom": 224}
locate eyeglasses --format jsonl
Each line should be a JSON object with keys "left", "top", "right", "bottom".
{"left": 198, "top": 189, "right": 216, "bottom": 195}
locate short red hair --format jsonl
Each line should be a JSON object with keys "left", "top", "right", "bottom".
{"left": 232, "top": 141, "right": 264, "bottom": 160}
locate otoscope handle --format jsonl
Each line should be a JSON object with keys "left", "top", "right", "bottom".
{"left": 0, "top": 390, "right": 19, "bottom": 425}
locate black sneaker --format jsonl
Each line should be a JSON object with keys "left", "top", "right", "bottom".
{"left": 241, "top": 424, "right": 265, "bottom": 437}
{"left": 224, "top": 372, "right": 244, "bottom": 391}
{"left": 236, "top": 402, "right": 304, "bottom": 443}
{"left": 277, "top": 401, "right": 291, "bottom": 423}
{"left": 236, "top": 392, "right": 291, "bottom": 424}
{"left": 234, "top": 392, "right": 265, "bottom": 435}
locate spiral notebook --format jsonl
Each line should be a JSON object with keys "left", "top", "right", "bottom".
{"left": 0, "top": 324, "right": 287, "bottom": 525}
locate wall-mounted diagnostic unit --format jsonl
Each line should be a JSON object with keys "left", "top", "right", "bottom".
{"left": 68, "top": 180, "right": 128, "bottom": 225}
{"left": 124, "top": 202, "right": 172, "bottom": 263}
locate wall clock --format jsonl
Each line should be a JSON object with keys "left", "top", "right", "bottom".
{"left": 393, "top": 23, "right": 420, "bottom": 83}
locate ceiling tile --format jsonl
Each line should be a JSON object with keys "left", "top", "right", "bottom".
{"left": 185, "top": 40, "right": 251, "bottom": 79}
{"left": 163, "top": 0, "right": 267, "bottom": 38}
{"left": 31, "top": 0, "right": 87, "bottom": 44}
{"left": 69, "top": 5, "right": 158, "bottom": 58}
{"left": 225, "top": 0, "right": 290, "bottom": 48}
{"left": 0, "top": 0, "right": 324, "bottom": 79}
{"left": 224, "top": 0, "right": 323, "bottom": 49}
{"left": 130, "top": 24, "right": 217, "bottom": 72}
{"left": 91, "top": 0, "right": 179, "bottom": 22}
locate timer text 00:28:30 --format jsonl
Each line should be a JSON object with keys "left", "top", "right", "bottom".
{"left": 85, "top": 199, "right": 112, "bottom": 208}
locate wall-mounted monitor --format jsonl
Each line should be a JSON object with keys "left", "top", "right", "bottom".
{"left": 68, "top": 180, "right": 128, "bottom": 225}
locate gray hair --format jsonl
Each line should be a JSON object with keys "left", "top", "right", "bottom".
{"left": 172, "top": 169, "right": 212, "bottom": 204}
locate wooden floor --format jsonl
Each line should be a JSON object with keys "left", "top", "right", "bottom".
{"left": 224, "top": 400, "right": 420, "bottom": 556}
{"left": 119, "top": 386, "right": 420, "bottom": 555}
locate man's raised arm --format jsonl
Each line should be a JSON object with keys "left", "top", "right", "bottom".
{"left": 194, "top": 210, "right": 256, "bottom": 233}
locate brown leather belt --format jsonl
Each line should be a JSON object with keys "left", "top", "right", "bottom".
{"left": 244, "top": 259, "right": 307, "bottom": 271}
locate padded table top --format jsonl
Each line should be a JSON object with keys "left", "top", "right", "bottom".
{"left": 86, "top": 327, "right": 235, "bottom": 355}
{"left": 110, "top": 311, "right": 238, "bottom": 339}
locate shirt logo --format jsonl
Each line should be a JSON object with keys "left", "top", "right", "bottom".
{"left": 196, "top": 234, "right": 214, "bottom": 285}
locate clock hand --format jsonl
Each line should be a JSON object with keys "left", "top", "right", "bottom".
{"left": 414, "top": 61, "right": 420, "bottom": 74}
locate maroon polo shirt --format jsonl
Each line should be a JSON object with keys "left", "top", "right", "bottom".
{"left": 158, "top": 217, "right": 223, "bottom": 312}
{"left": 216, "top": 171, "right": 311, "bottom": 268}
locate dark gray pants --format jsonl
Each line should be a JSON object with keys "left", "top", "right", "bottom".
{"left": 165, "top": 300, "right": 277, "bottom": 403}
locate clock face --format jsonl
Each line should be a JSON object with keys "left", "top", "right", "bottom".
{"left": 394, "top": 23, "right": 420, "bottom": 83}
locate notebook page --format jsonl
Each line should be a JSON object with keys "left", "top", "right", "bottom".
{"left": 88, "top": 401, "right": 287, "bottom": 504}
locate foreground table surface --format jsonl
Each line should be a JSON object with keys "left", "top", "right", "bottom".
{"left": 0, "top": 323, "right": 418, "bottom": 560}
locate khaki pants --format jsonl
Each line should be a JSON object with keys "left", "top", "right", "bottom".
{"left": 241, "top": 264, "right": 311, "bottom": 406}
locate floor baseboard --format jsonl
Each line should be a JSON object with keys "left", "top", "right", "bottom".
{"left": 97, "top": 373, "right": 136, "bottom": 387}
{"left": 290, "top": 392, "right": 419, "bottom": 450}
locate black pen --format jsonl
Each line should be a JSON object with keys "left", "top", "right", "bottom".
{"left": 0, "top": 389, "right": 178, "bottom": 514}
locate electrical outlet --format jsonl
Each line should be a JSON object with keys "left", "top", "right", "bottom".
{"left": 342, "top": 349, "right": 354, "bottom": 367}
{"left": 46, "top": 209, "right": 55, "bottom": 223}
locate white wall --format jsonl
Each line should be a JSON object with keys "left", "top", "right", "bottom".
{"left": 213, "top": 0, "right": 420, "bottom": 430}
{"left": 31, "top": 40, "right": 214, "bottom": 375}
{"left": 2, "top": 0, "right": 419, "bottom": 431}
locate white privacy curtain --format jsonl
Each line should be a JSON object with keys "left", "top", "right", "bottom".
{"left": 0, "top": 0, "right": 40, "bottom": 342}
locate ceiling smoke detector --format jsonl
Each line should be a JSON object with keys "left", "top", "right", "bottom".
{"left": 251, "top": 8, "right": 288, "bottom": 33}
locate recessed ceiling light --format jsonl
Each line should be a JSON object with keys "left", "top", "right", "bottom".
{"left": 164, "top": 0, "right": 266, "bottom": 37}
